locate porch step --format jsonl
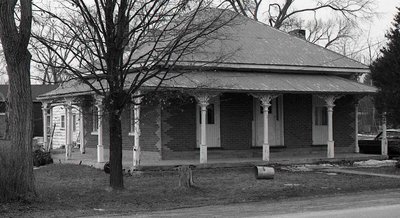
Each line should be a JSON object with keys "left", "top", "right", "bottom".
{"left": 163, "top": 146, "right": 353, "bottom": 160}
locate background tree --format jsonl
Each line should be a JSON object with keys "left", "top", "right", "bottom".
{"left": 223, "top": 0, "right": 375, "bottom": 50}
{"left": 34, "top": 0, "right": 233, "bottom": 190}
{"left": 371, "top": 7, "right": 400, "bottom": 128}
{"left": 0, "top": 0, "right": 35, "bottom": 201}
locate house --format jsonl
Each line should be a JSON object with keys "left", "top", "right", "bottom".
{"left": 0, "top": 85, "right": 58, "bottom": 139}
{"left": 37, "top": 9, "right": 377, "bottom": 165}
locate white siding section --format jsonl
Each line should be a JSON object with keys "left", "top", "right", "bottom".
{"left": 51, "top": 105, "right": 81, "bottom": 148}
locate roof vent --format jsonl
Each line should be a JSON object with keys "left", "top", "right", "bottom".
{"left": 288, "top": 29, "right": 306, "bottom": 39}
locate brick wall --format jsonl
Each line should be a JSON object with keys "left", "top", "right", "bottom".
{"left": 220, "top": 93, "right": 253, "bottom": 149}
{"left": 161, "top": 99, "right": 197, "bottom": 154}
{"left": 333, "top": 95, "right": 355, "bottom": 149}
{"left": 283, "top": 94, "right": 313, "bottom": 147}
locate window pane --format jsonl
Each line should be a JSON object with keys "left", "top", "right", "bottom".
{"left": 72, "top": 115, "right": 76, "bottom": 132}
{"left": 315, "top": 107, "right": 327, "bottom": 126}
{"left": 0, "top": 102, "right": 6, "bottom": 113}
{"left": 207, "top": 104, "right": 215, "bottom": 124}
{"left": 61, "top": 115, "right": 65, "bottom": 128}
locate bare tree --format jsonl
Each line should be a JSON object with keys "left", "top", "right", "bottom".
{"left": 34, "top": 0, "right": 234, "bottom": 190}
{"left": 0, "top": 0, "right": 35, "bottom": 201}
{"left": 223, "top": 0, "right": 376, "bottom": 48}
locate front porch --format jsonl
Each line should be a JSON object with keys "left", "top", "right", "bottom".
{"left": 51, "top": 147, "right": 386, "bottom": 170}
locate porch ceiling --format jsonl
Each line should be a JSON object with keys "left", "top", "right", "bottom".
{"left": 37, "top": 71, "right": 376, "bottom": 100}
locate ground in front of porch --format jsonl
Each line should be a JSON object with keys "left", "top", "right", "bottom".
{"left": 52, "top": 147, "right": 385, "bottom": 170}
{"left": 4, "top": 161, "right": 400, "bottom": 217}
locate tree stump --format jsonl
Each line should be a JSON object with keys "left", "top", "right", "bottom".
{"left": 178, "top": 165, "right": 194, "bottom": 188}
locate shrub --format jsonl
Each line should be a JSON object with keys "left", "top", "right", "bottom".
{"left": 32, "top": 150, "right": 53, "bottom": 167}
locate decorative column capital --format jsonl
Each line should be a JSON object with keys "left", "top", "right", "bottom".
{"left": 131, "top": 91, "right": 143, "bottom": 105}
{"left": 193, "top": 92, "right": 219, "bottom": 107}
{"left": 317, "top": 94, "right": 343, "bottom": 108}
{"left": 41, "top": 101, "right": 49, "bottom": 110}
{"left": 252, "top": 93, "right": 279, "bottom": 107}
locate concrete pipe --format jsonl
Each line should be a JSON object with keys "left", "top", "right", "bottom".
{"left": 255, "top": 166, "right": 275, "bottom": 179}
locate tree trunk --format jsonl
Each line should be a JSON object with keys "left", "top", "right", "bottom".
{"left": 1, "top": 53, "right": 35, "bottom": 200}
{"left": 108, "top": 101, "right": 124, "bottom": 190}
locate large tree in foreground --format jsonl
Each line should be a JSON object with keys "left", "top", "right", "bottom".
{"left": 371, "top": 7, "right": 400, "bottom": 127}
{"left": 0, "top": 0, "right": 35, "bottom": 201}
{"left": 34, "top": 0, "right": 233, "bottom": 189}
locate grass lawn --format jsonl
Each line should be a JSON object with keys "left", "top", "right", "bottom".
{"left": 350, "top": 166, "right": 400, "bottom": 175}
{"left": 1, "top": 164, "right": 400, "bottom": 217}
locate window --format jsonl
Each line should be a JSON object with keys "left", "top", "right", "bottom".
{"left": 199, "top": 104, "right": 215, "bottom": 124}
{"left": 72, "top": 114, "right": 77, "bottom": 132}
{"left": 60, "top": 115, "right": 65, "bottom": 129}
{"left": 315, "top": 106, "right": 328, "bottom": 125}
{"left": 0, "top": 101, "right": 6, "bottom": 115}
{"left": 92, "top": 107, "right": 99, "bottom": 132}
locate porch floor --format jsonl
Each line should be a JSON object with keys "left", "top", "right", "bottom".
{"left": 51, "top": 147, "right": 387, "bottom": 170}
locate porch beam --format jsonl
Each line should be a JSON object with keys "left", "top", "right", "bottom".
{"left": 132, "top": 92, "right": 143, "bottom": 168}
{"left": 95, "top": 96, "right": 104, "bottom": 163}
{"left": 252, "top": 94, "right": 279, "bottom": 161}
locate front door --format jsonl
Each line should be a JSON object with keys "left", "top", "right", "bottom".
{"left": 196, "top": 97, "right": 221, "bottom": 147}
{"left": 254, "top": 96, "right": 283, "bottom": 147}
{"left": 312, "top": 96, "right": 328, "bottom": 145}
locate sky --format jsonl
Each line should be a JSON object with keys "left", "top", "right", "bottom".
{"left": 367, "top": 1, "right": 399, "bottom": 41}
{"left": 363, "top": 1, "right": 400, "bottom": 54}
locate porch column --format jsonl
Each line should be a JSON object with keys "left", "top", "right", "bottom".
{"left": 320, "top": 95, "right": 341, "bottom": 158}
{"left": 381, "top": 112, "right": 388, "bottom": 156}
{"left": 95, "top": 96, "right": 104, "bottom": 163}
{"left": 253, "top": 94, "right": 279, "bottom": 161}
{"left": 65, "top": 100, "right": 73, "bottom": 160}
{"left": 194, "top": 93, "right": 210, "bottom": 164}
{"left": 132, "top": 92, "right": 143, "bottom": 167}
{"left": 79, "top": 108, "right": 85, "bottom": 154}
{"left": 354, "top": 102, "right": 359, "bottom": 153}
{"left": 41, "top": 101, "right": 49, "bottom": 151}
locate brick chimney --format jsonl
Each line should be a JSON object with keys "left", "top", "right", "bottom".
{"left": 288, "top": 29, "right": 306, "bottom": 39}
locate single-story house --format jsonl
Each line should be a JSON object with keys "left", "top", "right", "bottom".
{"left": 37, "top": 9, "right": 377, "bottom": 165}
{"left": 0, "top": 85, "right": 57, "bottom": 139}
